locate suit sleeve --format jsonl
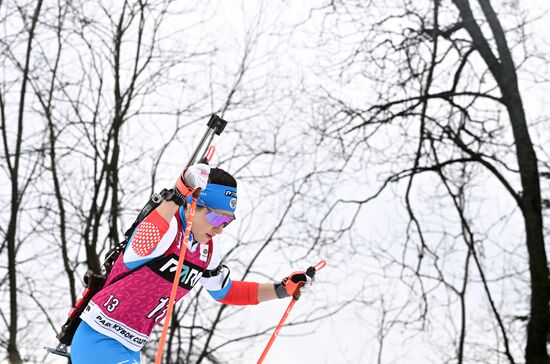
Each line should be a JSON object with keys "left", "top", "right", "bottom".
{"left": 122, "top": 210, "right": 178, "bottom": 270}
{"left": 199, "top": 243, "right": 259, "bottom": 305}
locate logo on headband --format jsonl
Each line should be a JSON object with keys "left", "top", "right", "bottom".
{"left": 230, "top": 198, "right": 237, "bottom": 209}
{"left": 225, "top": 190, "right": 237, "bottom": 198}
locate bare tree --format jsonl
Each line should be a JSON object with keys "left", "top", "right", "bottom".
{"left": 139, "top": 9, "right": 353, "bottom": 361}
{"left": 3, "top": 0, "right": 245, "bottom": 362}
{"left": 0, "top": 1, "right": 44, "bottom": 362}
{"left": 301, "top": 0, "right": 549, "bottom": 362}
{"left": 1, "top": 0, "right": 345, "bottom": 362}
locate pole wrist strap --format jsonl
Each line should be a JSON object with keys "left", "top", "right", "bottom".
{"left": 274, "top": 283, "right": 288, "bottom": 299}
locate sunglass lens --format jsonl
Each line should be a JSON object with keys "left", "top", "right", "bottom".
{"left": 206, "top": 212, "right": 234, "bottom": 227}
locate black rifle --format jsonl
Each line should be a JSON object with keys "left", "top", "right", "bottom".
{"left": 43, "top": 115, "right": 227, "bottom": 359}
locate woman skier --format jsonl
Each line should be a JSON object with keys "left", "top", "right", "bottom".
{"left": 70, "top": 164, "right": 313, "bottom": 363}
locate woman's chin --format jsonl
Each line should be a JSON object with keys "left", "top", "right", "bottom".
{"left": 195, "top": 233, "right": 211, "bottom": 244}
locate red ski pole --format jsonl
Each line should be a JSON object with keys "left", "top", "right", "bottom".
{"left": 155, "top": 147, "right": 218, "bottom": 364}
{"left": 257, "top": 260, "right": 327, "bottom": 364}
{"left": 155, "top": 116, "right": 227, "bottom": 364}
{"left": 154, "top": 192, "right": 198, "bottom": 364}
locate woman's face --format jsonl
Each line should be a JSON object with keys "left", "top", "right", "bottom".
{"left": 190, "top": 206, "right": 232, "bottom": 243}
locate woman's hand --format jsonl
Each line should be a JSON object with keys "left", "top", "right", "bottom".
{"left": 175, "top": 163, "right": 211, "bottom": 197}
{"left": 274, "top": 269, "right": 315, "bottom": 298}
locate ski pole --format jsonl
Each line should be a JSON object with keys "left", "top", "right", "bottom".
{"left": 154, "top": 191, "right": 198, "bottom": 364}
{"left": 154, "top": 115, "right": 227, "bottom": 364}
{"left": 257, "top": 260, "right": 327, "bottom": 364}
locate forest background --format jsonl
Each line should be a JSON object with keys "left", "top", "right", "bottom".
{"left": 1, "top": 0, "right": 550, "bottom": 363}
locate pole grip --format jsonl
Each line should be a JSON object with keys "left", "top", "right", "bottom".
{"left": 313, "top": 260, "right": 327, "bottom": 271}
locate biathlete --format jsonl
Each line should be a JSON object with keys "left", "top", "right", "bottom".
{"left": 71, "top": 164, "right": 313, "bottom": 363}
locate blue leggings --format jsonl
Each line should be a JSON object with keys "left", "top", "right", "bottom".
{"left": 71, "top": 321, "right": 141, "bottom": 364}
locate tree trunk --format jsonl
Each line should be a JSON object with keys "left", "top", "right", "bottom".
{"left": 452, "top": 0, "right": 549, "bottom": 362}
{"left": 505, "top": 95, "right": 549, "bottom": 364}
{"left": 6, "top": 1, "right": 44, "bottom": 362}
{"left": 7, "top": 205, "right": 22, "bottom": 364}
